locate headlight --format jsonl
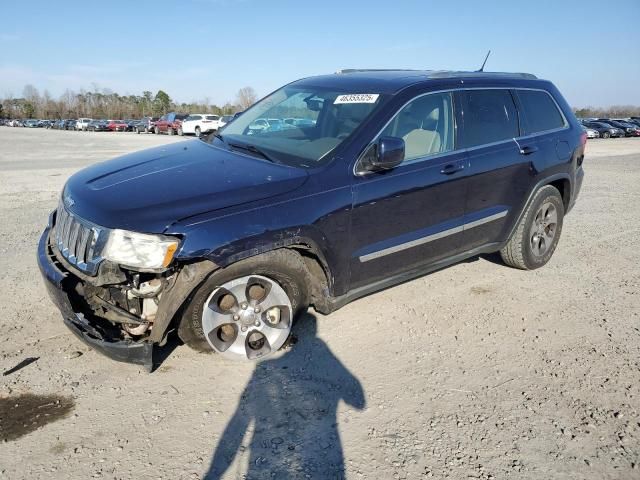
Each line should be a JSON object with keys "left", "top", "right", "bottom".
{"left": 103, "top": 229, "right": 179, "bottom": 270}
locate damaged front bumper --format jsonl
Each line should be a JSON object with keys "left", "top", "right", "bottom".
{"left": 38, "top": 227, "right": 155, "bottom": 370}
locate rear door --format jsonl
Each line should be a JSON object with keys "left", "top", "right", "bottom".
{"left": 457, "top": 88, "right": 531, "bottom": 251}
{"left": 349, "top": 90, "right": 468, "bottom": 289}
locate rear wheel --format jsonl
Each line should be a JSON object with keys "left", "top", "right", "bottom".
{"left": 500, "top": 185, "right": 564, "bottom": 270}
{"left": 195, "top": 126, "right": 201, "bottom": 137}
{"left": 178, "top": 127, "right": 183, "bottom": 136}
{"left": 602, "top": 131, "right": 610, "bottom": 139}
{"left": 178, "top": 250, "right": 310, "bottom": 360}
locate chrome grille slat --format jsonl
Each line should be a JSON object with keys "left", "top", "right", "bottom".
{"left": 77, "top": 227, "right": 90, "bottom": 265}
{"left": 68, "top": 221, "right": 81, "bottom": 259}
{"left": 53, "top": 205, "right": 105, "bottom": 275}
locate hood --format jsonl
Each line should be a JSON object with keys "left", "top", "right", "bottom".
{"left": 64, "top": 140, "right": 308, "bottom": 232}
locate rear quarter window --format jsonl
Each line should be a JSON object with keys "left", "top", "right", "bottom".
{"left": 517, "top": 90, "right": 566, "bottom": 135}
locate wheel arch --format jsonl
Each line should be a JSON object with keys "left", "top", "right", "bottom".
{"left": 505, "top": 173, "right": 571, "bottom": 243}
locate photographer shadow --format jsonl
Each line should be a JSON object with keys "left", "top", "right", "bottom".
{"left": 205, "top": 312, "right": 365, "bottom": 479}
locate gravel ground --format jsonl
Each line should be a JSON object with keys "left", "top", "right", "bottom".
{"left": 0, "top": 128, "right": 639, "bottom": 479}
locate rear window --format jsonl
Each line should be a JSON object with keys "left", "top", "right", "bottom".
{"left": 459, "top": 89, "right": 519, "bottom": 148}
{"left": 205, "top": 115, "right": 218, "bottom": 120}
{"left": 517, "top": 90, "right": 565, "bottom": 134}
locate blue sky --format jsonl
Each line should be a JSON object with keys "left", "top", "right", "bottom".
{"left": 1, "top": 0, "right": 639, "bottom": 107}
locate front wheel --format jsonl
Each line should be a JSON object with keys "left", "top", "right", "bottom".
{"left": 178, "top": 250, "right": 310, "bottom": 360}
{"left": 195, "top": 126, "right": 201, "bottom": 137}
{"left": 500, "top": 185, "right": 564, "bottom": 270}
{"left": 602, "top": 131, "right": 610, "bottom": 139}
{"left": 178, "top": 127, "right": 183, "bottom": 136}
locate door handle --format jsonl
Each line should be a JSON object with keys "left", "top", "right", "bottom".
{"left": 519, "top": 145, "right": 539, "bottom": 155}
{"left": 440, "top": 163, "right": 464, "bottom": 175}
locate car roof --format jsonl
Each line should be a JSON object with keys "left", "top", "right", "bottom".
{"left": 292, "top": 69, "right": 540, "bottom": 94}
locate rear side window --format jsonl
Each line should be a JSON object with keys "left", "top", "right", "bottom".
{"left": 459, "top": 89, "right": 519, "bottom": 148}
{"left": 517, "top": 90, "right": 565, "bottom": 134}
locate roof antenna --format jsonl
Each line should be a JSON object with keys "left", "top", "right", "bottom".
{"left": 477, "top": 50, "right": 491, "bottom": 72}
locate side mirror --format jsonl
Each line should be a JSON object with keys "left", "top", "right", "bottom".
{"left": 364, "top": 136, "right": 404, "bottom": 172}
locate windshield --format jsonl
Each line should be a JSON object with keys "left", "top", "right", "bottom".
{"left": 211, "top": 85, "right": 384, "bottom": 167}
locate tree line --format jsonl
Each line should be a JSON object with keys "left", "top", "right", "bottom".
{"left": 573, "top": 105, "right": 640, "bottom": 118}
{"left": 1, "top": 84, "right": 637, "bottom": 120}
{"left": 0, "top": 84, "right": 258, "bottom": 120}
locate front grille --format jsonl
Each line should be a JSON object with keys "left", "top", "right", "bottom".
{"left": 54, "top": 206, "right": 104, "bottom": 275}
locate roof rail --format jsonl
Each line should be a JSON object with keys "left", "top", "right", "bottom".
{"left": 427, "top": 71, "right": 538, "bottom": 80}
{"left": 335, "top": 69, "right": 538, "bottom": 80}
{"left": 335, "top": 69, "right": 420, "bottom": 74}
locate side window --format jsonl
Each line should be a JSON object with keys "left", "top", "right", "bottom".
{"left": 379, "top": 92, "right": 455, "bottom": 163}
{"left": 517, "top": 90, "right": 566, "bottom": 134}
{"left": 459, "top": 89, "right": 519, "bottom": 148}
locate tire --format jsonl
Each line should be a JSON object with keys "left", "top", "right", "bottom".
{"left": 500, "top": 185, "right": 564, "bottom": 270}
{"left": 178, "top": 127, "right": 184, "bottom": 136}
{"left": 168, "top": 127, "right": 174, "bottom": 136}
{"left": 195, "top": 126, "right": 201, "bottom": 137}
{"left": 136, "top": 128, "right": 141, "bottom": 134}
{"left": 155, "top": 126, "right": 160, "bottom": 135}
{"left": 602, "top": 131, "right": 610, "bottom": 139}
{"left": 178, "top": 249, "right": 311, "bottom": 354}
{"left": 145, "top": 127, "right": 149, "bottom": 134}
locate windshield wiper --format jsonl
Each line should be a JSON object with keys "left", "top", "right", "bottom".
{"left": 213, "top": 132, "right": 225, "bottom": 143}
{"left": 227, "top": 142, "right": 279, "bottom": 164}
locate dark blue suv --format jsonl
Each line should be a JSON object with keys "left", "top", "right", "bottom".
{"left": 38, "top": 70, "right": 585, "bottom": 369}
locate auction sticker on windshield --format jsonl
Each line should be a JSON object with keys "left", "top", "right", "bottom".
{"left": 334, "top": 94, "right": 379, "bottom": 104}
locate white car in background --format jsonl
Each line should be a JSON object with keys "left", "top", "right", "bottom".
{"left": 217, "top": 115, "right": 235, "bottom": 129}
{"left": 179, "top": 114, "right": 220, "bottom": 136}
{"left": 76, "top": 118, "right": 92, "bottom": 131}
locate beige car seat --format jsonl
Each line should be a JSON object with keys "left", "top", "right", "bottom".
{"left": 402, "top": 107, "right": 442, "bottom": 160}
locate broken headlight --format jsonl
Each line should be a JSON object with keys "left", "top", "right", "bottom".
{"left": 103, "top": 229, "right": 179, "bottom": 271}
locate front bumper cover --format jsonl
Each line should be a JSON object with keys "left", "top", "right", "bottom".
{"left": 37, "top": 227, "right": 153, "bottom": 370}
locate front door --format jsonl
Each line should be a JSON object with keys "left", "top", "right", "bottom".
{"left": 349, "top": 91, "right": 468, "bottom": 289}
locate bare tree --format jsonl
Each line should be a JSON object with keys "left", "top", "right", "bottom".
{"left": 236, "top": 87, "right": 257, "bottom": 110}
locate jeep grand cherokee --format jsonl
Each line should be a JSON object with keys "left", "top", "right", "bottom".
{"left": 38, "top": 69, "right": 585, "bottom": 369}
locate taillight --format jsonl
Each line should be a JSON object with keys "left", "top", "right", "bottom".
{"left": 580, "top": 132, "right": 587, "bottom": 146}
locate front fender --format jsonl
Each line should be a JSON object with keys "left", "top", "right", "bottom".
{"left": 168, "top": 184, "right": 353, "bottom": 297}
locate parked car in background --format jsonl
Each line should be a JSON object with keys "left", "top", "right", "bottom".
{"left": 87, "top": 120, "right": 110, "bottom": 132}
{"left": 582, "top": 126, "right": 599, "bottom": 139}
{"left": 154, "top": 112, "right": 188, "bottom": 135}
{"left": 64, "top": 119, "right": 77, "bottom": 130}
{"left": 180, "top": 114, "right": 220, "bottom": 136}
{"left": 582, "top": 121, "right": 624, "bottom": 138}
{"left": 218, "top": 115, "right": 235, "bottom": 129}
{"left": 24, "top": 119, "right": 40, "bottom": 128}
{"left": 610, "top": 119, "right": 640, "bottom": 136}
{"left": 247, "top": 118, "right": 286, "bottom": 135}
{"left": 595, "top": 119, "right": 638, "bottom": 137}
{"left": 134, "top": 116, "right": 158, "bottom": 134}
{"left": 107, "top": 120, "right": 128, "bottom": 132}
{"left": 76, "top": 118, "right": 92, "bottom": 131}
{"left": 123, "top": 119, "right": 137, "bottom": 132}
{"left": 284, "top": 117, "right": 317, "bottom": 128}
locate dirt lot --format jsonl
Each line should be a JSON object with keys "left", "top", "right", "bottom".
{"left": 0, "top": 128, "right": 639, "bottom": 479}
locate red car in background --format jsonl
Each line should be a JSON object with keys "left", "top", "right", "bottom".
{"left": 154, "top": 112, "right": 188, "bottom": 135}
{"left": 107, "top": 120, "right": 128, "bottom": 132}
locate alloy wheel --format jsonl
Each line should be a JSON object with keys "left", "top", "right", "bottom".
{"left": 529, "top": 201, "right": 558, "bottom": 257}
{"left": 201, "top": 275, "right": 292, "bottom": 361}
